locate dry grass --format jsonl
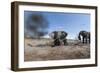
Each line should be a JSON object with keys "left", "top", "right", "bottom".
{"left": 24, "top": 38, "right": 90, "bottom": 61}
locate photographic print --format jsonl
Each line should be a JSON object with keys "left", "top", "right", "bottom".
{"left": 11, "top": 1, "right": 97, "bottom": 71}
{"left": 24, "top": 11, "right": 90, "bottom": 61}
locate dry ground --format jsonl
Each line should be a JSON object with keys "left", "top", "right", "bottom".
{"left": 24, "top": 38, "right": 90, "bottom": 61}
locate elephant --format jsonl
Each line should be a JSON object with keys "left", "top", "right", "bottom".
{"left": 49, "top": 31, "right": 68, "bottom": 47}
{"left": 78, "top": 30, "right": 90, "bottom": 44}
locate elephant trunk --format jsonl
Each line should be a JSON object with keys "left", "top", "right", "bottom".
{"left": 78, "top": 33, "right": 81, "bottom": 40}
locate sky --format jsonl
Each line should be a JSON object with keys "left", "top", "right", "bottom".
{"left": 24, "top": 11, "right": 90, "bottom": 39}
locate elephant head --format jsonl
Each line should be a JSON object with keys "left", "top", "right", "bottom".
{"left": 49, "top": 31, "right": 68, "bottom": 46}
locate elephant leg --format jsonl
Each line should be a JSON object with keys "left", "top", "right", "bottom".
{"left": 83, "top": 37, "right": 85, "bottom": 44}
{"left": 89, "top": 37, "right": 90, "bottom": 44}
{"left": 86, "top": 38, "right": 87, "bottom": 44}
{"left": 54, "top": 39, "right": 60, "bottom": 46}
{"left": 52, "top": 39, "right": 58, "bottom": 47}
{"left": 54, "top": 39, "right": 57, "bottom": 46}
{"left": 63, "top": 39, "right": 68, "bottom": 45}
{"left": 57, "top": 40, "right": 60, "bottom": 46}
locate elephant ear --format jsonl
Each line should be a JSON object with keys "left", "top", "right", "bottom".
{"left": 49, "top": 31, "right": 57, "bottom": 39}
{"left": 62, "top": 31, "right": 67, "bottom": 37}
{"left": 49, "top": 32, "right": 54, "bottom": 39}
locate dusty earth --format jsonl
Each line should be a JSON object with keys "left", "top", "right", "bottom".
{"left": 24, "top": 38, "right": 90, "bottom": 61}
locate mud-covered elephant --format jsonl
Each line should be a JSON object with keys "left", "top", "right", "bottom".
{"left": 78, "top": 30, "right": 90, "bottom": 44}
{"left": 49, "top": 31, "right": 68, "bottom": 47}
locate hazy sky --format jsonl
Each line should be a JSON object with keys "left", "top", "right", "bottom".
{"left": 24, "top": 11, "right": 90, "bottom": 39}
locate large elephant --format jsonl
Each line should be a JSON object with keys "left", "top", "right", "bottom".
{"left": 49, "top": 31, "right": 68, "bottom": 47}
{"left": 78, "top": 30, "right": 90, "bottom": 44}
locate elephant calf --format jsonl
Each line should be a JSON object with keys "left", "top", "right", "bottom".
{"left": 49, "top": 31, "right": 68, "bottom": 47}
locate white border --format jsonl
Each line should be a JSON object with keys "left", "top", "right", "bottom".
{"left": 18, "top": 5, "right": 96, "bottom": 68}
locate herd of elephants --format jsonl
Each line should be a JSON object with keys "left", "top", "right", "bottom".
{"left": 49, "top": 30, "right": 90, "bottom": 47}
